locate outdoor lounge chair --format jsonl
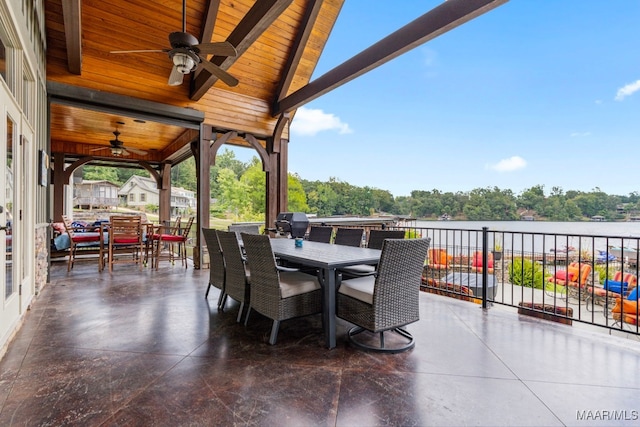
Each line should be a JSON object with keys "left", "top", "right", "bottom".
{"left": 336, "top": 237, "right": 430, "bottom": 353}
{"left": 547, "top": 262, "right": 591, "bottom": 299}
{"left": 585, "top": 271, "right": 637, "bottom": 312}
{"left": 470, "top": 251, "right": 494, "bottom": 274}
{"left": 611, "top": 291, "right": 640, "bottom": 328}
{"left": 427, "top": 248, "right": 452, "bottom": 270}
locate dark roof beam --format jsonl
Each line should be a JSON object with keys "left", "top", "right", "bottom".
{"left": 273, "top": 0, "right": 508, "bottom": 115}
{"left": 190, "top": 0, "right": 294, "bottom": 100}
{"left": 61, "top": 0, "right": 82, "bottom": 74}
{"left": 194, "top": 0, "right": 221, "bottom": 80}
{"left": 273, "top": 0, "right": 324, "bottom": 106}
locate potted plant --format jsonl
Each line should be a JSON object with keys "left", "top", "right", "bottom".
{"left": 492, "top": 237, "right": 503, "bottom": 261}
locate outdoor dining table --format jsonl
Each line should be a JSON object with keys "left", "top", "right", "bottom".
{"left": 269, "top": 238, "right": 382, "bottom": 349}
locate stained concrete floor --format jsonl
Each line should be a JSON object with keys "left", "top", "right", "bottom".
{"left": 1, "top": 260, "right": 639, "bottom": 426}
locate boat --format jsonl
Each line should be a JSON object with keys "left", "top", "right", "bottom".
{"left": 596, "top": 250, "right": 616, "bottom": 263}
{"left": 550, "top": 245, "right": 576, "bottom": 254}
{"left": 608, "top": 246, "right": 639, "bottom": 264}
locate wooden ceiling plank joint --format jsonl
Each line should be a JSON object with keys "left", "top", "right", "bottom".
{"left": 190, "top": 0, "right": 294, "bottom": 101}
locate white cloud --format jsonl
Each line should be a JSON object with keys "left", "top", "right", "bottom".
{"left": 486, "top": 156, "right": 527, "bottom": 172}
{"left": 570, "top": 131, "right": 591, "bottom": 137}
{"left": 615, "top": 79, "right": 640, "bottom": 101}
{"left": 290, "top": 107, "right": 353, "bottom": 136}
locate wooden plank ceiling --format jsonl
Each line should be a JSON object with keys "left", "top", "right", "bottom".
{"left": 45, "top": 0, "right": 507, "bottom": 166}
{"left": 47, "top": 0, "right": 344, "bottom": 164}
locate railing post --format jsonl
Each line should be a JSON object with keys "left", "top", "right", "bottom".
{"left": 482, "top": 227, "right": 488, "bottom": 309}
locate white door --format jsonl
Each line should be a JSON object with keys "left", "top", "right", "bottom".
{"left": 0, "top": 83, "right": 21, "bottom": 343}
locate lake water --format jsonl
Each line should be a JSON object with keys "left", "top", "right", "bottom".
{"left": 413, "top": 220, "right": 640, "bottom": 255}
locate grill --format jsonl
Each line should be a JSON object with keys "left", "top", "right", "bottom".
{"left": 274, "top": 212, "right": 309, "bottom": 238}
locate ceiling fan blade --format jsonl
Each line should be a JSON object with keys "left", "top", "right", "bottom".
{"left": 120, "top": 149, "right": 131, "bottom": 157}
{"left": 123, "top": 146, "right": 148, "bottom": 156}
{"left": 89, "top": 146, "right": 110, "bottom": 152}
{"left": 168, "top": 65, "right": 185, "bottom": 86}
{"left": 194, "top": 42, "right": 237, "bottom": 57}
{"left": 198, "top": 60, "right": 239, "bottom": 87}
{"left": 110, "top": 49, "right": 167, "bottom": 54}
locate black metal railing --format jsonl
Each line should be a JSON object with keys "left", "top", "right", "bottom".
{"left": 383, "top": 224, "right": 640, "bottom": 336}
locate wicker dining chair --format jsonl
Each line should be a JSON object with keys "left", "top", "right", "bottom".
{"left": 307, "top": 226, "right": 333, "bottom": 243}
{"left": 339, "top": 230, "right": 407, "bottom": 277}
{"left": 241, "top": 233, "right": 322, "bottom": 345}
{"left": 202, "top": 228, "right": 226, "bottom": 309}
{"left": 216, "top": 230, "right": 251, "bottom": 322}
{"left": 337, "top": 237, "right": 430, "bottom": 353}
{"left": 366, "top": 229, "right": 406, "bottom": 249}
{"left": 334, "top": 227, "right": 364, "bottom": 247}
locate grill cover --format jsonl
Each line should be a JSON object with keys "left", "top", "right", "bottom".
{"left": 275, "top": 212, "right": 309, "bottom": 238}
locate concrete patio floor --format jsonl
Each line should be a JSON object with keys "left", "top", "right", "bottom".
{"left": 1, "top": 260, "right": 639, "bottom": 426}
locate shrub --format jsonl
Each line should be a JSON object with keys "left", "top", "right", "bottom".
{"left": 508, "top": 257, "right": 549, "bottom": 290}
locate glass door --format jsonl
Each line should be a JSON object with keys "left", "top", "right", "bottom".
{"left": 0, "top": 83, "right": 21, "bottom": 342}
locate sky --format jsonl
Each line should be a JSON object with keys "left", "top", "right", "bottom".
{"left": 232, "top": 1, "right": 640, "bottom": 198}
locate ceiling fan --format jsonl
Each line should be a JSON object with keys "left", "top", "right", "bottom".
{"left": 90, "top": 130, "right": 148, "bottom": 157}
{"left": 110, "top": 0, "right": 238, "bottom": 87}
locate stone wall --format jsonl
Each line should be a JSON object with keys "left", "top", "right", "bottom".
{"left": 35, "top": 224, "right": 49, "bottom": 294}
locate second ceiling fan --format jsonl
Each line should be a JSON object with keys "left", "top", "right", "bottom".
{"left": 90, "top": 129, "right": 147, "bottom": 157}
{"left": 110, "top": 0, "right": 238, "bottom": 87}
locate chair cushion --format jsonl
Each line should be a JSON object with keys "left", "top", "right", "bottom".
{"left": 612, "top": 299, "right": 638, "bottom": 314}
{"left": 73, "top": 233, "right": 101, "bottom": 243}
{"left": 627, "top": 287, "right": 639, "bottom": 301}
{"left": 603, "top": 279, "right": 628, "bottom": 294}
{"left": 340, "top": 264, "right": 376, "bottom": 275}
{"left": 278, "top": 271, "right": 320, "bottom": 298}
{"left": 112, "top": 237, "right": 140, "bottom": 244}
{"left": 156, "top": 234, "right": 185, "bottom": 242}
{"left": 338, "top": 276, "right": 375, "bottom": 304}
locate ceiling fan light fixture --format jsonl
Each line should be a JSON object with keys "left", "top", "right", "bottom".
{"left": 111, "top": 147, "right": 124, "bottom": 156}
{"left": 172, "top": 52, "right": 197, "bottom": 74}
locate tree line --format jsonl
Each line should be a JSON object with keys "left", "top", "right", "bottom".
{"left": 82, "top": 150, "right": 640, "bottom": 221}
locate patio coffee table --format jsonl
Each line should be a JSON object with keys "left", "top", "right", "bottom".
{"left": 269, "top": 238, "right": 381, "bottom": 349}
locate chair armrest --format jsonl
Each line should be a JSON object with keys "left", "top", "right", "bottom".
{"left": 276, "top": 265, "right": 300, "bottom": 272}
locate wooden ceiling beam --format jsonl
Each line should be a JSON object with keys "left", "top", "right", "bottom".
{"left": 190, "top": 0, "right": 294, "bottom": 101}
{"left": 273, "top": 0, "right": 324, "bottom": 108}
{"left": 273, "top": 0, "right": 508, "bottom": 116}
{"left": 61, "top": 0, "right": 82, "bottom": 74}
{"left": 161, "top": 128, "right": 200, "bottom": 163}
{"left": 200, "top": 0, "right": 221, "bottom": 50}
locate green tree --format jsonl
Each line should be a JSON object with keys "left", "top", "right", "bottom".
{"left": 171, "top": 157, "right": 196, "bottom": 192}
{"left": 217, "top": 168, "right": 252, "bottom": 220}
{"left": 82, "top": 166, "right": 120, "bottom": 183}
{"left": 288, "top": 174, "right": 309, "bottom": 212}
{"left": 463, "top": 187, "right": 517, "bottom": 220}
{"left": 518, "top": 185, "right": 545, "bottom": 212}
